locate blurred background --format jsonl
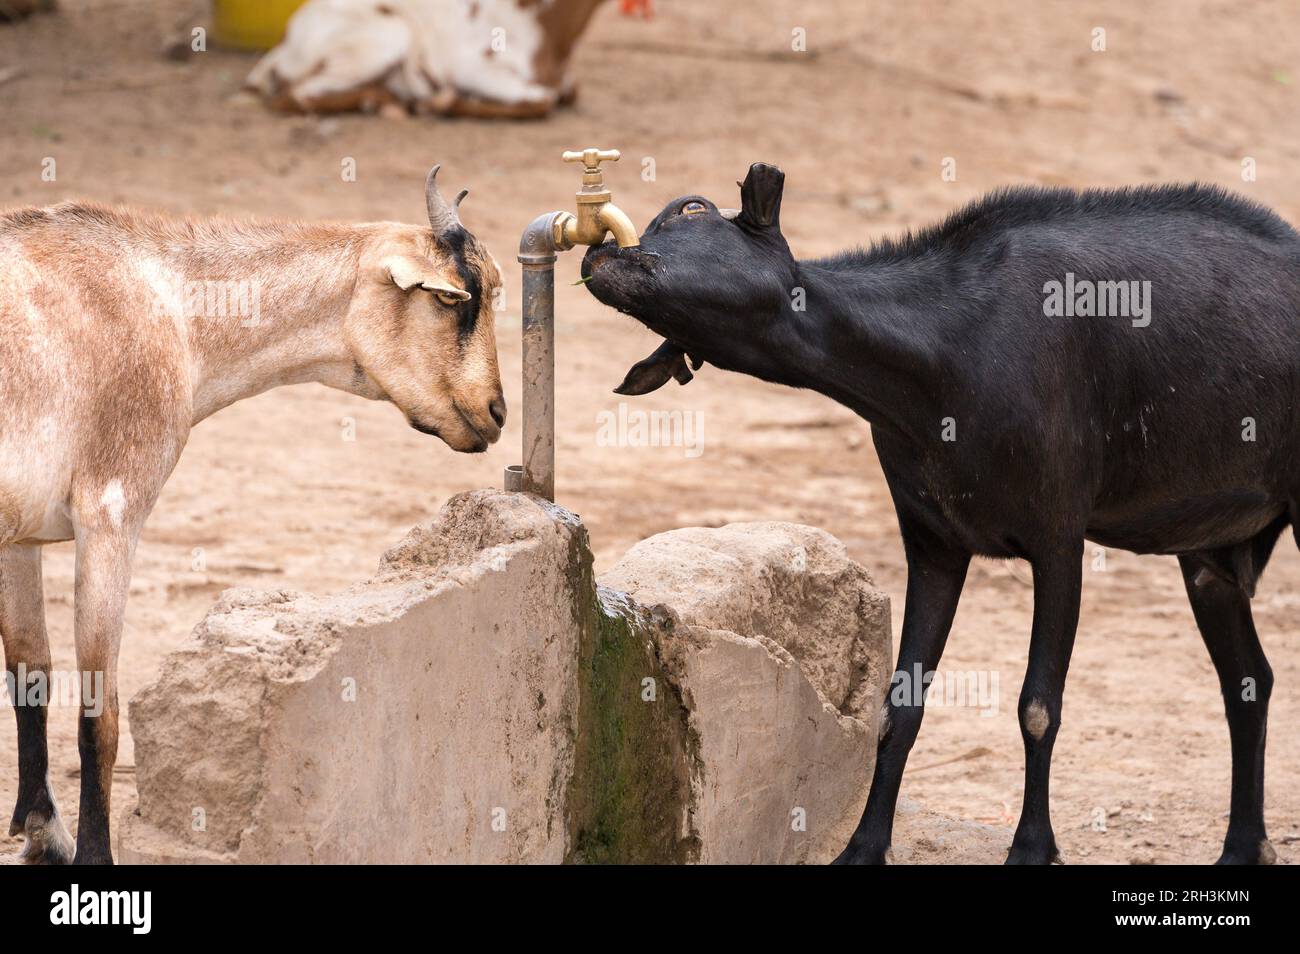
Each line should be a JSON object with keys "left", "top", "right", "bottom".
{"left": 1, "top": 0, "right": 1297, "bottom": 863}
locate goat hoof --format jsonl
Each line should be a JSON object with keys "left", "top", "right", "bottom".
{"left": 1216, "top": 838, "right": 1276, "bottom": 865}
{"left": 18, "top": 809, "right": 74, "bottom": 865}
{"left": 831, "top": 842, "right": 891, "bottom": 865}
{"left": 1005, "top": 839, "right": 1062, "bottom": 865}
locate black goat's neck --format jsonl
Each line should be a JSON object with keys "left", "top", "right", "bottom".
{"left": 717, "top": 258, "right": 948, "bottom": 442}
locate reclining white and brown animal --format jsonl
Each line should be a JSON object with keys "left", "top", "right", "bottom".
{"left": 246, "top": 0, "right": 607, "bottom": 118}
{"left": 0, "top": 167, "right": 505, "bottom": 864}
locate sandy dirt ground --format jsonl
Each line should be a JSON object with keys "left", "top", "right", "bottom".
{"left": 1, "top": 0, "right": 1298, "bottom": 864}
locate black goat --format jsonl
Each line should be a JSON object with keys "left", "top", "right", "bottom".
{"left": 582, "top": 163, "right": 1300, "bottom": 864}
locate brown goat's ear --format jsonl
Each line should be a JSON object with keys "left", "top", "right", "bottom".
{"left": 737, "top": 162, "right": 785, "bottom": 230}
{"left": 385, "top": 256, "right": 472, "bottom": 299}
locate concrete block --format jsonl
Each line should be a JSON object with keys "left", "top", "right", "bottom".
{"left": 120, "top": 492, "right": 890, "bottom": 864}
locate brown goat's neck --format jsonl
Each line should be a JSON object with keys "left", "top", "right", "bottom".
{"left": 158, "top": 222, "right": 369, "bottom": 424}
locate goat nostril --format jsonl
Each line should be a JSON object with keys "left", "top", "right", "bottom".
{"left": 489, "top": 396, "right": 506, "bottom": 429}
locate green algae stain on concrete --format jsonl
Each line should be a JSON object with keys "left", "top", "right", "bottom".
{"left": 560, "top": 521, "right": 697, "bottom": 864}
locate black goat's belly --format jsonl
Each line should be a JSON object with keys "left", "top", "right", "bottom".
{"left": 1087, "top": 495, "right": 1287, "bottom": 555}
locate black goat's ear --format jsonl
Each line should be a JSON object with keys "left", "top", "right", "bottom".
{"left": 737, "top": 162, "right": 785, "bottom": 230}
{"left": 614, "top": 341, "right": 695, "bottom": 395}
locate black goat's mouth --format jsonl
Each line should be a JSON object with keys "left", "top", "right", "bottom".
{"left": 580, "top": 243, "right": 658, "bottom": 312}
{"left": 582, "top": 242, "right": 657, "bottom": 275}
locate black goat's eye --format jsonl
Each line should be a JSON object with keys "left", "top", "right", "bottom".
{"left": 681, "top": 201, "right": 708, "bottom": 216}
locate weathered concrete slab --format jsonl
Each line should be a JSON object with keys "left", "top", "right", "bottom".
{"left": 120, "top": 492, "right": 890, "bottom": 864}
{"left": 122, "top": 492, "right": 585, "bottom": 864}
{"left": 600, "top": 523, "right": 890, "bottom": 863}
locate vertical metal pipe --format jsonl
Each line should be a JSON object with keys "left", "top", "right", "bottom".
{"left": 512, "top": 211, "right": 567, "bottom": 501}
{"left": 520, "top": 263, "right": 555, "bottom": 500}
{"left": 510, "top": 169, "right": 633, "bottom": 503}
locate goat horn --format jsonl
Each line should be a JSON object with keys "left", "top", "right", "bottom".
{"left": 425, "top": 165, "right": 464, "bottom": 235}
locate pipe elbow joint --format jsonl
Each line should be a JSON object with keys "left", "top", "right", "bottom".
{"left": 518, "top": 211, "right": 570, "bottom": 265}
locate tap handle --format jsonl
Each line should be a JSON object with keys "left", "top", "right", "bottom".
{"left": 562, "top": 148, "right": 621, "bottom": 171}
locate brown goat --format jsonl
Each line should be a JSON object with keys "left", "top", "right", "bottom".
{"left": 0, "top": 167, "right": 505, "bottom": 863}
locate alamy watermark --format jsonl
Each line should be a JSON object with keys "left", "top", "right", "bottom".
{"left": 889, "top": 663, "right": 1000, "bottom": 716}
{"left": 2, "top": 664, "right": 105, "bottom": 717}
{"left": 596, "top": 402, "right": 705, "bottom": 459}
{"left": 152, "top": 278, "right": 262, "bottom": 327}
{"left": 50, "top": 884, "right": 151, "bottom": 934}
{"left": 1043, "top": 272, "right": 1151, "bottom": 327}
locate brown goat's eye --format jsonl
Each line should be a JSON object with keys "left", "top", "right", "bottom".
{"left": 435, "top": 291, "right": 465, "bottom": 307}
{"left": 682, "top": 201, "right": 708, "bottom": 216}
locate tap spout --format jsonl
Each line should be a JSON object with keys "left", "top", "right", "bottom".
{"left": 555, "top": 147, "right": 641, "bottom": 249}
{"left": 596, "top": 203, "right": 640, "bottom": 248}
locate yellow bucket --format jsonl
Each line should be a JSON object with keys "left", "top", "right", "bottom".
{"left": 212, "top": 0, "right": 308, "bottom": 52}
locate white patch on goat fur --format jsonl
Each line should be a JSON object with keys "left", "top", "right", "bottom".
{"left": 455, "top": 0, "right": 549, "bottom": 104}
{"left": 136, "top": 257, "right": 190, "bottom": 345}
{"left": 877, "top": 701, "right": 892, "bottom": 741}
{"left": 100, "top": 480, "right": 127, "bottom": 529}
{"left": 1024, "top": 699, "right": 1051, "bottom": 741}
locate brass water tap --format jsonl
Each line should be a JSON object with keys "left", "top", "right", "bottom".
{"left": 511, "top": 146, "right": 641, "bottom": 501}
{"left": 551, "top": 148, "right": 640, "bottom": 249}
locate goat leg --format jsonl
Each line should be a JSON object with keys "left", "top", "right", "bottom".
{"left": 1006, "top": 541, "right": 1084, "bottom": 865}
{"left": 70, "top": 525, "right": 136, "bottom": 865}
{"left": 835, "top": 517, "right": 970, "bottom": 864}
{"left": 1179, "top": 551, "right": 1276, "bottom": 864}
{"left": 1, "top": 544, "right": 73, "bottom": 864}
